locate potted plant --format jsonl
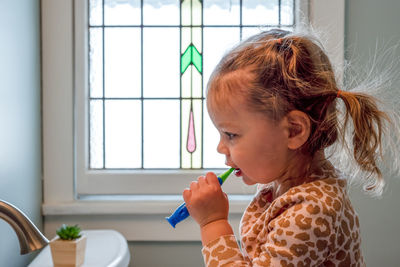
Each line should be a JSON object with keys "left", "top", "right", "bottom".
{"left": 50, "top": 224, "right": 87, "bottom": 267}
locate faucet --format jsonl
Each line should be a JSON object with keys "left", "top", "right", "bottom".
{"left": 0, "top": 199, "right": 49, "bottom": 254}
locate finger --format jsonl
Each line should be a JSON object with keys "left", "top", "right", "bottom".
{"left": 189, "top": 181, "right": 199, "bottom": 191}
{"left": 182, "top": 188, "right": 191, "bottom": 202}
{"left": 205, "top": 172, "right": 219, "bottom": 185}
{"left": 198, "top": 176, "right": 208, "bottom": 187}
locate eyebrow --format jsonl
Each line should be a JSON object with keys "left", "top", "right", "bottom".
{"left": 216, "top": 121, "right": 239, "bottom": 129}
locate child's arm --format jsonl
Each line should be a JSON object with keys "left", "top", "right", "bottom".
{"left": 200, "top": 219, "right": 234, "bottom": 246}
{"left": 183, "top": 172, "right": 234, "bottom": 246}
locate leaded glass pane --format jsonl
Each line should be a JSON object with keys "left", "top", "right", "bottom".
{"left": 143, "top": 100, "right": 180, "bottom": 168}
{"left": 181, "top": 65, "right": 203, "bottom": 98}
{"left": 181, "top": 0, "right": 202, "bottom": 26}
{"left": 89, "top": 0, "right": 102, "bottom": 26}
{"left": 191, "top": 0, "right": 202, "bottom": 26}
{"left": 89, "top": 100, "right": 103, "bottom": 168}
{"left": 105, "top": 100, "right": 141, "bottom": 168}
{"left": 242, "top": 26, "right": 272, "bottom": 40}
{"left": 191, "top": 99, "right": 203, "bottom": 168}
{"left": 104, "top": 28, "right": 141, "bottom": 98}
{"left": 89, "top": 28, "right": 103, "bottom": 98}
{"left": 181, "top": 99, "right": 202, "bottom": 168}
{"left": 104, "top": 0, "right": 141, "bottom": 26}
{"left": 280, "top": 26, "right": 293, "bottom": 32}
{"left": 203, "top": 27, "right": 240, "bottom": 96}
{"left": 181, "top": 27, "right": 202, "bottom": 54}
{"left": 143, "top": 0, "right": 179, "bottom": 25}
{"left": 242, "top": 0, "right": 279, "bottom": 26}
{"left": 143, "top": 27, "right": 180, "bottom": 98}
{"left": 203, "top": 0, "right": 240, "bottom": 25}
{"left": 281, "top": 0, "right": 294, "bottom": 25}
{"left": 203, "top": 101, "right": 225, "bottom": 168}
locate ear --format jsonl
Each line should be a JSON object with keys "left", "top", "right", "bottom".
{"left": 284, "top": 110, "right": 311, "bottom": 150}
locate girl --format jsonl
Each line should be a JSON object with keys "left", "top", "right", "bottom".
{"left": 182, "top": 29, "right": 394, "bottom": 266}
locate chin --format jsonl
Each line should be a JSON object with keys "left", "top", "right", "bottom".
{"left": 242, "top": 176, "right": 257, "bottom": 186}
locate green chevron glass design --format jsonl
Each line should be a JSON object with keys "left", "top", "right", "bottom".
{"left": 181, "top": 44, "right": 202, "bottom": 74}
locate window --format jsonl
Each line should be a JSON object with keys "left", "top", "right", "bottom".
{"left": 42, "top": 0, "right": 344, "bottom": 241}
{"left": 87, "top": 0, "right": 295, "bottom": 170}
{"left": 74, "top": 0, "right": 300, "bottom": 195}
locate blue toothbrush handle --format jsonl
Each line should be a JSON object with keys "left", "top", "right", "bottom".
{"left": 165, "top": 177, "right": 224, "bottom": 228}
{"left": 165, "top": 203, "right": 190, "bottom": 228}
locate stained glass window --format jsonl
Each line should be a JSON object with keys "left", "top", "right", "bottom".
{"left": 88, "top": 0, "right": 295, "bottom": 170}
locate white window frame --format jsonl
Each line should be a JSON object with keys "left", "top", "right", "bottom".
{"left": 42, "top": 0, "right": 345, "bottom": 241}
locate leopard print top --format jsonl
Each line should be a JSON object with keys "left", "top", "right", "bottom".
{"left": 202, "top": 170, "right": 365, "bottom": 266}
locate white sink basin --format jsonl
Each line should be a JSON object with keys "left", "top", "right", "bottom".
{"left": 28, "top": 229, "right": 130, "bottom": 267}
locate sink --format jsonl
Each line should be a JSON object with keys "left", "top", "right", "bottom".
{"left": 28, "top": 230, "right": 130, "bottom": 267}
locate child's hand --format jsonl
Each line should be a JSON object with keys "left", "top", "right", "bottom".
{"left": 183, "top": 172, "right": 229, "bottom": 228}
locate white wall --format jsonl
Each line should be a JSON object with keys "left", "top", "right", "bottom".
{"left": 0, "top": 0, "right": 42, "bottom": 266}
{"left": 346, "top": 0, "right": 400, "bottom": 266}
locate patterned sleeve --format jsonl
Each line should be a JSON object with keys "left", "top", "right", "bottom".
{"left": 201, "top": 188, "right": 339, "bottom": 267}
{"left": 202, "top": 235, "right": 246, "bottom": 267}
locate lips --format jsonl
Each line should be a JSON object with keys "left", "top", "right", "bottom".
{"left": 234, "top": 168, "right": 242, "bottom": 177}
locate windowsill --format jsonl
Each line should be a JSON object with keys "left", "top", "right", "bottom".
{"left": 42, "top": 195, "right": 252, "bottom": 215}
{"left": 42, "top": 195, "right": 251, "bottom": 241}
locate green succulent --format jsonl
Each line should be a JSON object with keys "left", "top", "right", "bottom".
{"left": 56, "top": 224, "right": 82, "bottom": 240}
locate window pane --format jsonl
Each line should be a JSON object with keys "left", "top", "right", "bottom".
{"left": 143, "top": 100, "right": 180, "bottom": 168}
{"left": 203, "top": 0, "right": 240, "bottom": 25}
{"left": 143, "top": 0, "right": 179, "bottom": 25}
{"left": 104, "top": 28, "right": 141, "bottom": 98}
{"left": 242, "top": 0, "right": 279, "bottom": 26}
{"left": 281, "top": 0, "right": 294, "bottom": 25}
{"left": 181, "top": 65, "right": 202, "bottom": 98}
{"left": 203, "top": 101, "right": 225, "bottom": 168}
{"left": 242, "top": 26, "right": 272, "bottom": 40}
{"left": 181, "top": 0, "right": 202, "bottom": 26}
{"left": 104, "top": 0, "right": 141, "bottom": 25}
{"left": 90, "top": 100, "right": 103, "bottom": 168}
{"left": 143, "top": 27, "right": 180, "bottom": 98}
{"left": 181, "top": 99, "right": 203, "bottom": 168}
{"left": 89, "top": 28, "right": 103, "bottom": 98}
{"left": 89, "top": 0, "right": 103, "bottom": 26}
{"left": 105, "top": 100, "right": 141, "bottom": 168}
{"left": 203, "top": 27, "right": 240, "bottom": 95}
{"left": 181, "top": 26, "right": 202, "bottom": 55}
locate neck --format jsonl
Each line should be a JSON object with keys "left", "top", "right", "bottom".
{"left": 272, "top": 150, "right": 332, "bottom": 199}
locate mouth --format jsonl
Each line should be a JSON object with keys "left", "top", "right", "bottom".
{"left": 234, "top": 168, "right": 242, "bottom": 177}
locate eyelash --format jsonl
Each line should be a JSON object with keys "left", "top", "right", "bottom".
{"left": 224, "top": 132, "right": 237, "bottom": 140}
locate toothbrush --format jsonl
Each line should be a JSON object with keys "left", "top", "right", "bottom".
{"left": 165, "top": 168, "right": 235, "bottom": 228}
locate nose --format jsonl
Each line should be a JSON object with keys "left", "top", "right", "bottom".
{"left": 216, "top": 138, "right": 229, "bottom": 156}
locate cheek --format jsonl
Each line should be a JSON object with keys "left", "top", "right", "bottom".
{"left": 265, "top": 141, "right": 289, "bottom": 166}
{"left": 254, "top": 138, "right": 289, "bottom": 173}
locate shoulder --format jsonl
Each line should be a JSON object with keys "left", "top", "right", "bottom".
{"left": 286, "top": 177, "right": 347, "bottom": 207}
{"left": 267, "top": 178, "right": 349, "bottom": 229}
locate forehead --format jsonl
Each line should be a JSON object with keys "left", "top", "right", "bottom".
{"left": 207, "top": 98, "right": 249, "bottom": 131}
{"left": 208, "top": 94, "right": 277, "bottom": 134}
{"left": 206, "top": 69, "right": 254, "bottom": 113}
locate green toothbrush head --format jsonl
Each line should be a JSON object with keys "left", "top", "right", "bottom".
{"left": 219, "top": 167, "right": 235, "bottom": 184}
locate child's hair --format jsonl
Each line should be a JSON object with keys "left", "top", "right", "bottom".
{"left": 207, "top": 29, "right": 394, "bottom": 195}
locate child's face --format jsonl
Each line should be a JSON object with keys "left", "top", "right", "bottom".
{"left": 208, "top": 97, "right": 291, "bottom": 186}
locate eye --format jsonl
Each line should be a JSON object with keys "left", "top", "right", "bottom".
{"left": 224, "top": 131, "right": 237, "bottom": 140}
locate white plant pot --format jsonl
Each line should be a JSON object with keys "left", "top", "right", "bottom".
{"left": 50, "top": 235, "right": 87, "bottom": 267}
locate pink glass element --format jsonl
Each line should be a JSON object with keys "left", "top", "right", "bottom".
{"left": 186, "top": 109, "right": 196, "bottom": 153}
